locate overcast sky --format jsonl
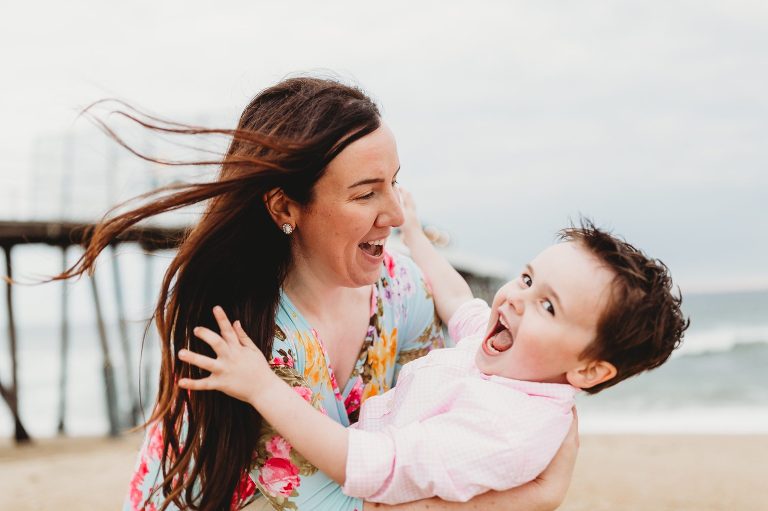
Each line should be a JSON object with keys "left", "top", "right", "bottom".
{"left": 2, "top": 0, "right": 767, "bottom": 293}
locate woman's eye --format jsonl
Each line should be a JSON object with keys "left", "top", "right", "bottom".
{"left": 542, "top": 299, "right": 555, "bottom": 316}
{"left": 521, "top": 273, "right": 532, "bottom": 287}
{"left": 357, "top": 191, "right": 375, "bottom": 200}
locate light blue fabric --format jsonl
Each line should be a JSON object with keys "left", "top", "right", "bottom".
{"left": 124, "top": 252, "right": 443, "bottom": 511}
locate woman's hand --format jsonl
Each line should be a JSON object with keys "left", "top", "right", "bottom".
{"left": 178, "top": 306, "right": 278, "bottom": 406}
{"left": 523, "top": 407, "right": 579, "bottom": 509}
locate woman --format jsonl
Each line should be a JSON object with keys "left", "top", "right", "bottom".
{"left": 61, "top": 77, "right": 577, "bottom": 510}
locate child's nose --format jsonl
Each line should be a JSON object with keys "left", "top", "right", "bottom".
{"left": 503, "top": 290, "right": 525, "bottom": 315}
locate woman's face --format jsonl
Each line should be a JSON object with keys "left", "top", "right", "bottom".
{"left": 291, "top": 123, "right": 404, "bottom": 288}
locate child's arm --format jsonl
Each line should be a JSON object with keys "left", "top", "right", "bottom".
{"left": 399, "top": 188, "right": 473, "bottom": 324}
{"left": 177, "top": 306, "right": 349, "bottom": 485}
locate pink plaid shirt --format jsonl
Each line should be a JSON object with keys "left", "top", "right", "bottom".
{"left": 342, "top": 299, "right": 577, "bottom": 504}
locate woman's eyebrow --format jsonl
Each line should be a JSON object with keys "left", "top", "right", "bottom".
{"left": 348, "top": 167, "right": 400, "bottom": 188}
{"left": 348, "top": 177, "right": 384, "bottom": 188}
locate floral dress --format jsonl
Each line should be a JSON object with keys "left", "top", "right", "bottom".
{"left": 125, "top": 251, "right": 444, "bottom": 511}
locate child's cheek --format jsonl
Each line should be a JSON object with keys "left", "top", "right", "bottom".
{"left": 517, "top": 332, "right": 547, "bottom": 366}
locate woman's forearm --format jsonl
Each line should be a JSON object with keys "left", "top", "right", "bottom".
{"left": 363, "top": 484, "right": 557, "bottom": 511}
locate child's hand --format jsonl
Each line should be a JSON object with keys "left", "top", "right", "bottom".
{"left": 178, "top": 306, "right": 276, "bottom": 406}
{"left": 398, "top": 187, "right": 426, "bottom": 245}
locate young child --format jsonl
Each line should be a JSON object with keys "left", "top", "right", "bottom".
{"left": 178, "top": 193, "right": 688, "bottom": 505}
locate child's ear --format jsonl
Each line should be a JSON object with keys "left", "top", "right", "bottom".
{"left": 566, "top": 360, "right": 617, "bottom": 389}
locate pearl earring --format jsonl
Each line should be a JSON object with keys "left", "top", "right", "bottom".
{"left": 281, "top": 223, "right": 294, "bottom": 235}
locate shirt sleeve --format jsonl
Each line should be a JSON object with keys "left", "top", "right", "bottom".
{"left": 447, "top": 298, "right": 491, "bottom": 343}
{"left": 341, "top": 381, "right": 573, "bottom": 505}
{"left": 386, "top": 252, "right": 445, "bottom": 380}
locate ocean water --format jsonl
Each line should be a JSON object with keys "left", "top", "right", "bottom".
{"left": 576, "top": 289, "right": 768, "bottom": 433}
{"left": 1, "top": 250, "right": 767, "bottom": 437}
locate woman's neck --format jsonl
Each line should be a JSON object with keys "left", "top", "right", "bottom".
{"left": 282, "top": 262, "right": 370, "bottom": 323}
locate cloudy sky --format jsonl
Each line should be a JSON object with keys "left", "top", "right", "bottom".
{"left": 2, "top": 0, "right": 767, "bottom": 293}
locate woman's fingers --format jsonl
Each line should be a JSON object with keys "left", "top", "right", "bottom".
{"left": 178, "top": 348, "right": 218, "bottom": 372}
{"left": 569, "top": 406, "right": 580, "bottom": 447}
{"left": 212, "top": 306, "right": 238, "bottom": 344}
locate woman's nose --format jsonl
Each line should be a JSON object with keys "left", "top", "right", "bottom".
{"left": 376, "top": 187, "right": 405, "bottom": 228}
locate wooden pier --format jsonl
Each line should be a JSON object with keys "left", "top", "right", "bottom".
{"left": 0, "top": 220, "right": 186, "bottom": 444}
{"left": 0, "top": 220, "right": 505, "bottom": 444}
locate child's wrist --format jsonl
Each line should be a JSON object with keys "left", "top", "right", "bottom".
{"left": 248, "top": 369, "right": 284, "bottom": 409}
{"left": 401, "top": 225, "right": 428, "bottom": 246}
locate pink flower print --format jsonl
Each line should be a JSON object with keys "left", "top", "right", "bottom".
{"left": 370, "top": 285, "right": 378, "bottom": 315}
{"left": 146, "top": 422, "right": 163, "bottom": 459}
{"left": 271, "top": 355, "right": 293, "bottom": 367}
{"left": 258, "top": 457, "right": 301, "bottom": 497}
{"left": 383, "top": 251, "right": 396, "bottom": 278}
{"left": 345, "top": 379, "right": 363, "bottom": 416}
{"left": 293, "top": 385, "right": 313, "bottom": 403}
{"left": 231, "top": 473, "right": 257, "bottom": 510}
{"left": 328, "top": 369, "right": 342, "bottom": 400}
{"left": 129, "top": 458, "right": 150, "bottom": 509}
{"left": 265, "top": 435, "right": 292, "bottom": 459}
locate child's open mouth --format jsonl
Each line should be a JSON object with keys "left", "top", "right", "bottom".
{"left": 484, "top": 315, "right": 514, "bottom": 354}
{"left": 359, "top": 239, "right": 385, "bottom": 257}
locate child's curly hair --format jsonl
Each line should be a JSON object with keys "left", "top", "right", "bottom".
{"left": 560, "top": 220, "right": 690, "bottom": 394}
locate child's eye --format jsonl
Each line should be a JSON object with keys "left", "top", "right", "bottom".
{"left": 521, "top": 273, "right": 532, "bottom": 287}
{"left": 542, "top": 299, "right": 555, "bottom": 317}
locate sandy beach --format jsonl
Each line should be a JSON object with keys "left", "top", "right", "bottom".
{"left": 1, "top": 433, "right": 766, "bottom": 510}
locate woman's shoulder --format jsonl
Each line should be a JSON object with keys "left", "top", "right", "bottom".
{"left": 379, "top": 250, "right": 428, "bottom": 295}
{"left": 376, "top": 250, "right": 441, "bottom": 342}
{"left": 271, "top": 297, "right": 308, "bottom": 362}
{"left": 376, "top": 250, "right": 433, "bottom": 314}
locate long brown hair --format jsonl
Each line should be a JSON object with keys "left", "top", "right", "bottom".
{"left": 59, "top": 77, "right": 381, "bottom": 510}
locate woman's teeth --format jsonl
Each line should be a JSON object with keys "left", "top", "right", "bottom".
{"left": 359, "top": 239, "right": 385, "bottom": 256}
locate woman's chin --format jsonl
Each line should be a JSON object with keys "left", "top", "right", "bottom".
{"left": 343, "top": 264, "right": 382, "bottom": 289}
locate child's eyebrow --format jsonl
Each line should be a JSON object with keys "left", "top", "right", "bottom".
{"left": 526, "top": 263, "right": 564, "bottom": 314}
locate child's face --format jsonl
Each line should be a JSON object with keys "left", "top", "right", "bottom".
{"left": 475, "top": 241, "right": 615, "bottom": 385}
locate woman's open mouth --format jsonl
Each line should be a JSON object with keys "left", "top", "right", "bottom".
{"left": 359, "top": 238, "right": 385, "bottom": 257}
{"left": 483, "top": 315, "right": 514, "bottom": 355}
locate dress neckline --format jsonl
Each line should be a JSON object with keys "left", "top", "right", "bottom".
{"left": 279, "top": 285, "right": 378, "bottom": 400}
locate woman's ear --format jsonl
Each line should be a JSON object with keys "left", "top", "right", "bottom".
{"left": 566, "top": 360, "right": 617, "bottom": 390}
{"left": 263, "top": 188, "right": 299, "bottom": 231}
